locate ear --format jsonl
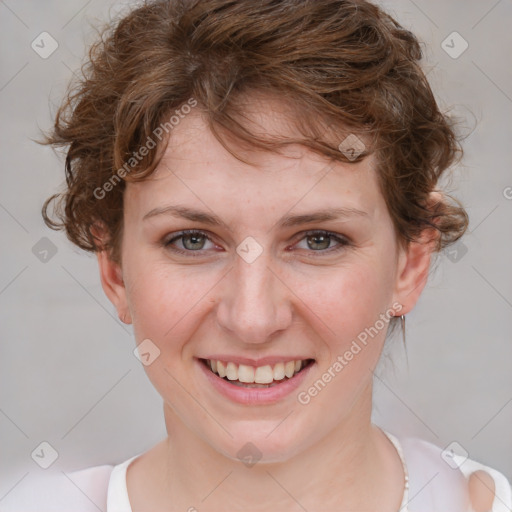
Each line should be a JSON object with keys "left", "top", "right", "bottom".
{"left": 91, "top": 224, "right": 132, "bottom": 324}
{"left": 392, "top": 192, "right": 442, "bottom": 315}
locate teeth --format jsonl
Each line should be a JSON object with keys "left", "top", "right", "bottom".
{"left": 226, "top": 362, "right": 238, "bottom": 381}
{"left": 254, "top": 365, "right": 274, "bottom": 384}
{"left": 285, "top": 361, "right": 295, "bottom": 378}
{"left": 273, "top": 362, "right": 285, "bottom": 380}
{"left": 217, "top": 360, "right": 226, "bottom": 378}
{"left": 205, "top": 358, "right": 309, "bottom": 383}
{"left": 238, "top": 364, "right": 255, "bottom": 383}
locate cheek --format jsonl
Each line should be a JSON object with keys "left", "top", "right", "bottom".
{"left": 125, "top": 265, "right": 209, "bottom": 398}
{"left": 125, "top": 262, "right": 202, "bottom": 346}
{"left": 124, "top": 260, "right": 230, "bottom": 369}
{"left": 294, "top": 260, "right": 394, "bottom": 346}
{"left": 294, "top": 266, "right": 395, "bottom": 415}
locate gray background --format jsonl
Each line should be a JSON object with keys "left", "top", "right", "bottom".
{"left": 1, "top": 0, "right": 511, "bottom": 503}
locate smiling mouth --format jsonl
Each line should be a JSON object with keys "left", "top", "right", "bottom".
{"left": 199, "top": 358, "right": 315, "bottom": 388}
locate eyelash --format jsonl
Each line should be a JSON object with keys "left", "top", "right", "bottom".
{"left": 163, "top": 229, "right": 351, "bottom": 258}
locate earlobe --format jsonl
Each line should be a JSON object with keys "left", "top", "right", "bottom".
{"left": 96, "top": 249, "right": 132, "bottom": 325}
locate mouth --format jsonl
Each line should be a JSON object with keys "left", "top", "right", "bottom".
{"left": 199, "top": 357, "right": 315, "bottom": 388}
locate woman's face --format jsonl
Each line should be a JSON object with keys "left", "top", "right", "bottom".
{"left": 99, "top": 98, "right": 430, "bottom": 463}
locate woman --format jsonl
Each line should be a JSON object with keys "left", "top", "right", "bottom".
{"left": 25, "top": 0, "right": 512, "bottom": 510}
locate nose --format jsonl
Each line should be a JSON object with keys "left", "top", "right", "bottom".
{"left": 215, "top": 250, "right": 292, "bottom": 345}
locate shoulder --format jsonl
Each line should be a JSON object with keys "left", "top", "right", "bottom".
{"left": 0, "top": 464, "right": 114, "bottom": 512}
{"left": 67, "top": 463, "right": 114, "bottom": 508}
{"left": 398, "top": 436, "right": 512, "bottom": 512}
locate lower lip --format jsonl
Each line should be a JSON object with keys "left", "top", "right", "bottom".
{"left": 197, "top": 358, "right": 315, "bottom": 405}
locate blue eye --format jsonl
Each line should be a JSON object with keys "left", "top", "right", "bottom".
{"left": 163, "top": 229, "right": 350, "bottom": 258}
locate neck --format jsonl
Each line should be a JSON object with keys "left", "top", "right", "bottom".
{"left": 140, "top": 381, "right": 404, "bottom": 511}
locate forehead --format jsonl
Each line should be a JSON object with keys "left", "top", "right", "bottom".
{"left": 124, "top": 98, "right": 385, "bottom": 224}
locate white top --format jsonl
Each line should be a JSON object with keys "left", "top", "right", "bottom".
{"left": 2, "top": 433, "right": 511, "bottom": 512}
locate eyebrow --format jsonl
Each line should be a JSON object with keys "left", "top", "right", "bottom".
{"left": 142, "top": 205, "right": 368, "bottom": 230}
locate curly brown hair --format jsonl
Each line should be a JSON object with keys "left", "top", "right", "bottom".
{"left": 41, "top": 0, "right": 468, "bottom": 273}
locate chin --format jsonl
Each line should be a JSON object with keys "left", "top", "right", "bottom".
{"left": 210, "top": 424, "right": 311, "bottom": 466}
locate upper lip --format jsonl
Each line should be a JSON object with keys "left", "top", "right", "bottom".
{"left": 198, "top": 355, "right": 314, "bottom": 367}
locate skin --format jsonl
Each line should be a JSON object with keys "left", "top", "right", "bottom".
{"left": 96, "top": 94, "right": 441, "bottom": 511}
{"left": 468, "top": 471, "right": 496, "bottom": 511}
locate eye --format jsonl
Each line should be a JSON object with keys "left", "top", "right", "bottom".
{"left": 163, "top": 229, "right": 217, "bottom": 256}
{"left": 293, "top": 230, "right": 350, "bottom": 256}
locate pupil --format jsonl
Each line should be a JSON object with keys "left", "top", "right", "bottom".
{"left": 308, "top": 234, "right": 330, "bottom": 250}
{"left": 184, "top": 234, "right": 204, "bottom": 250}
